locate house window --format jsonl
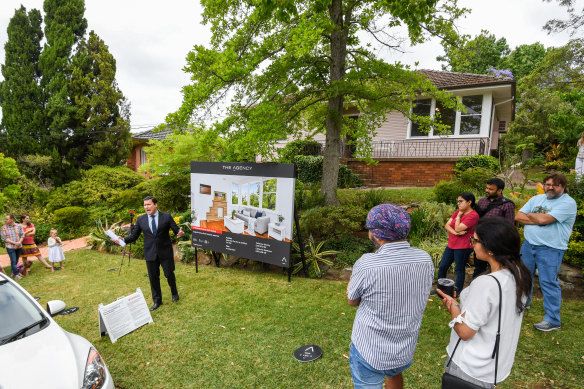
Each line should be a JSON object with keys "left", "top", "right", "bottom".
{"left": 410, "top": 99, "right": 432, "bottom": 137}
{"left": 459, "top": 95, "right": 482, "bottom": 135}
{"left": 232, "top": 184, "right": 239, "bottom": 205}
{"left": 262, "top": 178, "right": 277, "bottom": 210}
{"left": 250, "top": 182, "right": 260, "bottom": 207}
{"left": 409, "top": 95, "right": 483, "bottom": 137}
{"left": 241, "top": 184, "right": 249, "bottom": 205}
{"left": 140, "top": 148, "right": 147, "bottom": 165}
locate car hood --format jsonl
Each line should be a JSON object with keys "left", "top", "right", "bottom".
{"left": 0, "top": 321, "right": 86, "bottom": 389}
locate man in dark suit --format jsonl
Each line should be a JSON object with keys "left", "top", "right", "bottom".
{"left": 115, "top": 196, "right": 184, "bottom": 310}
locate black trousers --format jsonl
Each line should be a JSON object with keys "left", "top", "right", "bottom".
{"left": 146, "top": 255, "right": 177, "bottom": 304}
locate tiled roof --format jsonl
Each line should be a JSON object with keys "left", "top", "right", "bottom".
{"left": 132, "top": 129, "right": 173, "bottom": 141}
{"left": 419, "top": 70, "right": 514, "bottom": 90}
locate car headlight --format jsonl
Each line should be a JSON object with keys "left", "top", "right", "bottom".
{"left": 82, "top": 347, "right": 107, "bottom": 389}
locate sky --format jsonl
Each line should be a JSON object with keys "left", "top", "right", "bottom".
{"left": 0, "top": 0, "right": 579, "bottom": 133}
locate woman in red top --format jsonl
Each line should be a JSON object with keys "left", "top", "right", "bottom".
{"left": 437, "top": 192, "right": 479, "bottom": 293}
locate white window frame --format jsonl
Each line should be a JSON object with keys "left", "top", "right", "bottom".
{"left": 407, "top": 93, "right": 491, "bottom": 139}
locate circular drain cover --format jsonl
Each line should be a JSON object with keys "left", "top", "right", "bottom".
{"left": 294, "top": 345, "right": 322, "bottom": 362}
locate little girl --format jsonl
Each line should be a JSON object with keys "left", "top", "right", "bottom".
{"left": 48, "top": 229, "right": 65, "bottom": 271}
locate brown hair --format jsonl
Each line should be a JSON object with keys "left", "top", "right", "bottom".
{"left": 544, "top": 173, "right": 567, "bottom": 189}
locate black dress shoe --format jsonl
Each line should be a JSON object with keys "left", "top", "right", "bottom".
{"left": 150, "top": 302, "right": 162, "bottom": 311}
{"left": 172, "top": 294, "right": 179, "bottom": 302}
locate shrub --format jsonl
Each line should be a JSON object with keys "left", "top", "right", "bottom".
{"left": 300, "top": 205, "right": 368, "bottom": 240}
{"left": 409, "top": 201, "right": 451, "bottom": 245}
{"left": 294, "top": 155, "right": 362, "bottom": 188}
{"left": 432, "top": 180, "right": 469, "bottom": 205}
{"left": 54, "top": 206, "right": 86, "bottom": 228}
{"left": 455, "top": 155, "right": 499, "bottom": 174}
{"left": 323, "top": 236, "right": 374, "bottom": 268}
{"left": 295, "top": 181, "right": 326, "bottom": 211}
{"left": 33, "top": 222, "right": 52, "bottom": 245}
{"left": 278, "top": 139, "right": 322, "bottom": 163}
{"left": 456, "top": 168, "right": 493, "bottom": 194}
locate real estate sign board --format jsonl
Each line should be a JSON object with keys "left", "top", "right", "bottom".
{"left": 190, "top": 162, "right": 295, "bottom": 267}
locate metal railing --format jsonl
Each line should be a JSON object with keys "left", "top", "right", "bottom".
{"left": 314, "top": 138, "right": 488, "bottom": 159}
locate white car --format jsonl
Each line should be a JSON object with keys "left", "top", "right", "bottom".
{"left": 0, "top": 272, "right": 114, "bottom": 389}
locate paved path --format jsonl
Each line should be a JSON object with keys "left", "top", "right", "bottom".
{"left": 0, "top": 237, "right": 89, "bottom": 268}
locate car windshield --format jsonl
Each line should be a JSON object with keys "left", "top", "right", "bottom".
{"left": 0, "top": 278, "right": 48, "bottom": 345}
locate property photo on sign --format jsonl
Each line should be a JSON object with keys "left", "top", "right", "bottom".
{"left": 191, "top": 162, "right": 295, "bottom": 267}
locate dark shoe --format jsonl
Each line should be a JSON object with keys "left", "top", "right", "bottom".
{"left": 172, "top": 294, "right": 179, "bottom": 302}
{"left": 150, "top": 302, "right": 162, "bottom": 311}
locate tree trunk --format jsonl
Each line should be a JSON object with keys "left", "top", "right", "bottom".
{"left": 322, "top": 0, "right": 348, "bottom": 206}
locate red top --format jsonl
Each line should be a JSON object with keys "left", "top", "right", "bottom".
{"left": 22, "top": 223, "right": 35, "bottom": 245}
{"left": 447, "top": 210, "right": 479, "bottom": 249}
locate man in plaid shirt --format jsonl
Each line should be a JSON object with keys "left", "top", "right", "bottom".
{"left": 1, "top": 215, "right": 25, "bottom": 279}
{"left": 473, "top": 178, "right": 516, "bottom": 278}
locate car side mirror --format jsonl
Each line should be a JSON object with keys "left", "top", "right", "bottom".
{"left": 46, "top": 300, "right": 66, "bottom": 317}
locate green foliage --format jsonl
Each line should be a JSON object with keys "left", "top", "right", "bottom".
{"left": 437, "top": 30, "right": 510, "bottom": 74}
{"left": 300, "top": 205, "right": 368, "bottom": 241}
{"left": 455, "top": 155, "right": 499, "bottom": 173}
{"left": 294, "top": 155, "right": 362, "bottom": 188}
{"left": 33, "top": 222, "right": 52, "bottom": 245}
{"left": 168, "top": 0, "right": 465, "bottom": 203}
{"left": 46, "top": 166, "right": 146, "bottom": 212}
{"left": 0, "top": 6, "right": 44, "bottom": 158}
{"left": 0, "top": 153, "right": 22, "bottom": 210}
{"left": 432, "top": 179, "right": 470, "bottom": 205}
{"left": 322, "top": 236, "right": 374, "bottom": 268}
{"left": 294, "top": 181, "right": 326, "bottom": 211}
{"left": 277, "top": 139, "right": 322, "bottom": 163}
{"left": 408, "top": 202, "right": 451, "bottom": 246}
{"left": 291, "top": 235, "right": 339, "bottom": 278}
{"left": 177, "top": 241, "right": 197, "bottom": 264}
{"left": 53, "top": 206, "right": 86, "bottom": 229}
{"left": 456, "top": 169, "right": 494, "bottom": 194}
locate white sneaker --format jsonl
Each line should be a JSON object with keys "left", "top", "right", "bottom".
{"left": 533, "top": 320, "right": 561, "bottom": 332}
{"left": 13, "top": 274, "right": 22, "bottom": 280}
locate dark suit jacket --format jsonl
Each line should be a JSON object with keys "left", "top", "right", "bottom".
{"left": 124, "top": 212, "right": 179, "bottom": 262}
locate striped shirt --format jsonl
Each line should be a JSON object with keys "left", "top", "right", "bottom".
{"left": 348, "top": 241, "right": 434, "bottom": 370}
{"left": 1, "top": 223, "right": 24, "bottom": 249}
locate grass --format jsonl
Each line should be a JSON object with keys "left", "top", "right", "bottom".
{"left": 338, "top": 187, "right": 435, "bottom": 205}
{"left": 8, "top": 249, "right": 584, "bottom": 388}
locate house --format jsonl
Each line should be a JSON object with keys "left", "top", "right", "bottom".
{"left": 291, "top": 70, "right": 516, "bottom": 187}
{"left": 126, "top": 129, "right": 173, "bottom": 176}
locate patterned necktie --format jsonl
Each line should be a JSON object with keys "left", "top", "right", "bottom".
{"left": 151, "top": 215, "right": 157, "bottom": 235}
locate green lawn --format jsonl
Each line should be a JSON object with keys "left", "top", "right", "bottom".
{"left": 10, "top": 250, "right": 583, "bottom": 388}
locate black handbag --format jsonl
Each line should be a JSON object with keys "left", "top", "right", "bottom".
{"left": 441, "top": 275, "right": 502, "bottom": 389}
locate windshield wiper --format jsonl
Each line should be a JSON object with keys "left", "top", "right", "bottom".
{"left": 0, "top": 317, "right": 48, "bottom": 345}
{"left": 0, "top": 280, "right": 8, "bottom": 285}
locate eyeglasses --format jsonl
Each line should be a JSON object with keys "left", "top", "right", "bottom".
{"left": 544, "top": 183, "right": 562, "bottom": 188}
{"left": 457, "top": 200, "right": 465, "bottom": 204}
{"left": 470, "top": 236, "right": 481, "bottom": 245}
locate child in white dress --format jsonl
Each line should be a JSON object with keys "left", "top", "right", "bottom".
{"left": 48, "top": 229, "right": 65, "bottom": 271}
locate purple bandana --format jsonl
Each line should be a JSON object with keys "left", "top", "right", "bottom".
{"left": 366, "top": 203, "right": 411, "bottom": 241}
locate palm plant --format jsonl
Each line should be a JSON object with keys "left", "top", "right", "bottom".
{"left": 292, "top": 235, "right": 339, "bottom": 278}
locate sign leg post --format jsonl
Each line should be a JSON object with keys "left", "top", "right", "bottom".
{"left": 293, "top": 205, "right": 308, "bottom": 278}
{"left": 195, "top": 247, "right": 198, "bottom": 273}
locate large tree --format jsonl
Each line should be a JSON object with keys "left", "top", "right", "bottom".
{"left": 437, "top": 30, "right": 510, "bottom": 74}
{"left": 0, "top": 6, "right": 44, "bottom": 158}
{"left": 544, "top": 0, "right": 584, "bottom": 36}
{"left": 38, "top": 0, "right": 87, "bottom": 183}
{"left": 169, "top": 0, "right": 464, "bottom": 204}
{"left": 68, "top": 31, "right": 132, "bottom": 168}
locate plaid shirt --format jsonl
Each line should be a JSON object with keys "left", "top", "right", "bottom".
{"left": 477, "top": 195, "right": 516, "bottom": 223}
{"left": 1, "top": 223, "right": 24, "bottom": 249}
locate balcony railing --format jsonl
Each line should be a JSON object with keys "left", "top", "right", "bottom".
{"left": 313, "top": 138, "right": 489, "bottom": 159}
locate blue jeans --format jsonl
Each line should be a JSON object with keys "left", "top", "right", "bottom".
{"left": 520, "top": 241, "right": 564, "bottom": 325}
{"left": 6, "top": 248, "right": 22, "bottom": 277}
{"left": 349, "top": 343, "right": 412, "bottom": 389}
{"left": 437, "top": 247, "right": 473, "bottom": 293}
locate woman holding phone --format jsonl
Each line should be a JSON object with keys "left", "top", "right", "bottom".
{"left": 437, "top": 218, "right": 532, "bottom": 388}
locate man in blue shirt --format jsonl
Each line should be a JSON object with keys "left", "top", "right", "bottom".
{"left": 347, "top": 204, "right": 434, "bottom": 389}
{"left": 515, "top": 173, "right": 577, "bottom": 332}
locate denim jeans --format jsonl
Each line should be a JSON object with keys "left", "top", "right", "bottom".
{"left": 438, "top": 247, "right": 473, "bottom": 293}
{"left": 349, "top": 343, "right": 412, "bottom": 389}
{"left": 520, "top": 241, "right": 564, "bottom": 325}
{"left": 6, "top": 248, "right": 22, "bottom": 277}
